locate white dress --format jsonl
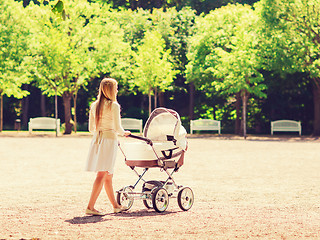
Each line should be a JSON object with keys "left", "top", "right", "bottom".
{"left": 85, "top": 100, "right": 125, "bottom": 173}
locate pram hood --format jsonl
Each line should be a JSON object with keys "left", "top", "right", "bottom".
{"left": 143, "top": 108, "right": 187, "bottom": 151}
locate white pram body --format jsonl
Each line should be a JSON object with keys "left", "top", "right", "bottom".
{"left": 120, "top": 107, "right": 187, "bottom": 168}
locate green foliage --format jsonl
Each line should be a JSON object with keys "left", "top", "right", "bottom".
{"left": 0, "top": 0, "right": 30, "bottom": 98}
{"left": 87, "top": 6, "right": 132, "bottom": 85}
{"left": 114, "top": 8, "right": 152, "bottom": 51}
{"left": 186, "top": 3, "right": 267, "bottom": 137}
{"left": 52, "top": 0, "right": 64, "bottom": 13}
{"left": 25, "top": 0, "right": 96, "bottom": 96}
{"left": 132, "top": 30, "right": 177, "bottom": 95}
{"left": 187, "top": 3, "right": 266, "bottom": 98}
{"left": 51, "top": 0, "right": 66, "bottom": 20}
{"left": 24, "top": 0, "right": 132, "bottom": 96}
{"left": 151, "top": 7, "right": 196, "bottom": 73}
{"left": 0, "top": 0, "right": 315, "bottom": 134}
{"left": 257, "top": 0, "right": 320, "bottom": 78}
{"left": 256, "top": 0, "right": 320, "bottom": 135}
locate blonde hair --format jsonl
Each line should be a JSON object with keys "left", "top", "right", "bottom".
{"left": 95, "top": 78, "right": 118, "bottom": 127}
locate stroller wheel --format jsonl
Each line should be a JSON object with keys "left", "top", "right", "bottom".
{"left": 143, "top": 199, "right": 153, "bottom": 209}
{"left": 177, "top": 187, "right": 194, "bottom": 211}
{"left": 152, "top": 187, "right": 169, "bottom": 213}
{"left": 142, "top": 180, "right": 163, "bottom": 209}
{"left": 116, "top": 186, "right": 134, "bottom": 210}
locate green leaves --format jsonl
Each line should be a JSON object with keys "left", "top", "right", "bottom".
{"left": 132, "top": 30, "right": 177, "bottom": 95}
{"left": 51, "top": 0, "right": 66, "bottom": 20}
{"left": 52, "top": 0, "right": 64, "bottom": 13}
{"left": 87, "top": 7, "right": 132, "bottom": 83}
{"left": 187, "top": 3, "right": 266, "bottom": 98}
{"left": 186, "top": 3, "right": 266, "bottom": 137}
{"left": 0, "top": 0, "right": 30, "bottom": 98}
{"left": 25, "top": 0, "right": 95, "bottom": 96}
{"left": 257, "top": 0, "right": 320, "bottom": 76}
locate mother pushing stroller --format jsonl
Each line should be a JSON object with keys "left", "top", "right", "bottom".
{"left": 85, "top": 78, "right": 131, "bottom": 216}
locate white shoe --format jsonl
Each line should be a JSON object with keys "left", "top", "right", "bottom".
{"left": 113, "top": 205, "right": 127, "bottom": 213}
{"left": 85, "top": 208, "right": 106, "bottom": 216}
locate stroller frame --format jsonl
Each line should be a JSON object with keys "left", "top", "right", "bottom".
{"left": 116, "top": 134, "right": 194, "bottom": 213}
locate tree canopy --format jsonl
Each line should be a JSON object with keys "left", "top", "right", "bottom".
{"left": 257, "top": 0, "right": 320, "bottom": 135}
{"left": 1, "top": 0, "right": 318, "bottom": 136}
{"left": 186, "top": 4, "right": 266, "bottom": 137}
{"left": 133, "top": 30, "right": 177, "bottom": 114}
{"left": 0, "top": 0, "right": 30, "bottom": 131}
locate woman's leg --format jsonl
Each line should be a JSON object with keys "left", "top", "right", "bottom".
{"left": 104, "top": 173, "right": 121, "bottom": 208}
{"left": 87, "top": 171, "right": 107, "bottom": 210}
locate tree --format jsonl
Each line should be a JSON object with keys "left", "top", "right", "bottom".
{"left": 256, "top": 0, "right": 320, "bottom": 135}
{"left": 87, "top": 6, "right": 133, "bottom": 85}
{"left": 0, "top": 0, "right": 30, "bottom": 131}
{"left": 132, "top": 30, "right": 177, "bottom": 115}
{"left": 25, "top": 0, "right": 98, "bottom": 134}
{"left": 150, "top": 7, "right": 196, "bottom": 118}
{"left": 186, "top": 4, "right": 266, "bottom": 137}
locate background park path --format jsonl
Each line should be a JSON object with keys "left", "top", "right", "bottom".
{"left": 0, "top": 133, "right": 320, "bottom": 239}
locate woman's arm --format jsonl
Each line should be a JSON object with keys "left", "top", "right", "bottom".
{"left": 112, "top": 102, "right": 127, "bottom": 136}
{"left": 88, "top": 104, "right": 96, "bottom": 133}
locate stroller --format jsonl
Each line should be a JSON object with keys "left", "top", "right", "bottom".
{"left": 117, "top": 108, "right": 194, "bottom": 213}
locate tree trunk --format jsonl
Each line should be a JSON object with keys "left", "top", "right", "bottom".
{"left": 55, "top": 90, "right": 58, "bottom": 137}
{"left": 73, "top": 92, "right": 77, "bottom": 133}
{"left": 312, "top": 78, "right": 320, "bottom": 136}
{"left": 189, "top": 82, "right": 195, "bottom": 120}
{"left": 235, "top": 92, "right": 241, "bottom": 135}
{"left": 21, "top": 85, "right": 29, "bottom": 128}
{"left": 0, "top": 94, "right": 3, "bottom": 132}
{"left": 241, "top": 91, "right": 249, "bottom": 139}
{"left": 62, "top": 91, "right": 72, "bottom": 134}
{"left": 41, "top": 94, "right": 46, "bottom": 117}
{"left": 22, "top": 96, "right": 29, "bottom": 128}
{"left": 154, "top": 88, "right": 157, "bottom": 109}
{"left": 148, "top": 89, "right": 152, "bottom": 116}
{"left": 159, "top": 92, "right": 165, "bottom": 107}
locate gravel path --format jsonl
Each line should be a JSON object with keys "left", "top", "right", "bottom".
{"left": 1, "top": 133, "right": 320, "bottom": 239}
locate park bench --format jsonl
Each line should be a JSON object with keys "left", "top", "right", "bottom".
{"left": 271, "top": 120, "right": 301, "bottom": 136}
{"left": 190, "top": 119, "right": 221, "bottom": 135}
{"left": 121, "top": 118, "right": 143, "bottom": 133}
{"left": 28, "top": 117, "right": 60, "bottom": 133}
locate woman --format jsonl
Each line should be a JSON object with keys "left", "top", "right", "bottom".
{"left": 85, "top": 78, "right": 131, "bottom": 216}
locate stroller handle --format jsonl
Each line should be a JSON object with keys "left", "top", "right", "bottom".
{"left": 128, "top": 134, "right": 153, "bottom": 145}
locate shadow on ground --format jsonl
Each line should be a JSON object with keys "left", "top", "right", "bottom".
{"left": 65, "top": 215, "right": 109, "bottom": 224}
{"left": 115, "top": 209, "right": 178, "bottom": 218}
{"left": 65, "top": 209, "right": 178, "bottom": 224}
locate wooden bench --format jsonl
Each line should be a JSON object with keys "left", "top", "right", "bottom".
{"left": 190, "top": 119, "right": 221, "bottom": 135}
{"left": 28, "top": 117, "right": 60, "bottom": 133}
{"left": 121, "top": 118, "right": 143, "bottom": 133}
{"left": 271, "top": 120, "right": 301, "bottom": 136}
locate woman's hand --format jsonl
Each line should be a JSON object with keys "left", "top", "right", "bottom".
{"left": 124, "top": 130, "right": 131, "bottom": 137}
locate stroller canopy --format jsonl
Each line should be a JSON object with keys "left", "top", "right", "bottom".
{"left": 143, "top": 108, "right": 187, "bottom": 151}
